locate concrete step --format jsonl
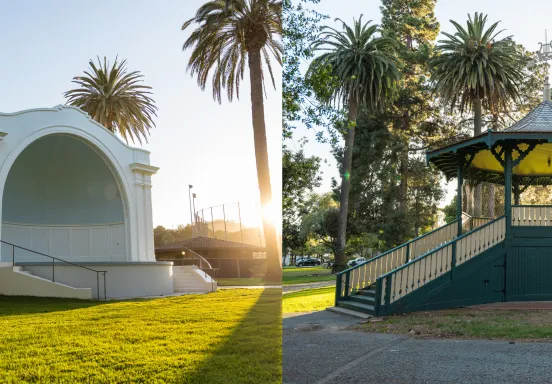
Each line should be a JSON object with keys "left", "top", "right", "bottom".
{"left": 337, "top": 300, "right": 375, "bottom": 315}
{"left": 326, "top": 306, "right": 372, "bottom": 319}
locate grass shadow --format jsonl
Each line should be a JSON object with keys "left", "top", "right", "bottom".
{"left": 184, "top": 288, "right": 282, "bottom": 384}
{"left": 0, "top": 295, "right": 123, "bottom": 317}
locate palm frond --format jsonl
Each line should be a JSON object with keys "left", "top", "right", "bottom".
{"left": 182, "top": 0, "right": 282, "bottom": 103}
{"left": 430, "top": 12, "right": 524, "bottom": 116}
{"left": 64, "top": 57, "right": 158, "bottom": 144}
{"left": 308, "top": 16, "right": 401, "bottom": 112}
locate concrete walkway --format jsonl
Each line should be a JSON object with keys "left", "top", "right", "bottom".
{"left": 218, "top": 285, "right": 281, "bottom": 289}
{"left": 284, "top": 310, "right": 552, "bottom": 384}
{"left": 283, "top": 281, "right": 335, "bottom": 293}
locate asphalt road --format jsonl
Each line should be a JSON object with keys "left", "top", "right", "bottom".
{"left": 283, "top": 311, "right": 552, "bottom": 384}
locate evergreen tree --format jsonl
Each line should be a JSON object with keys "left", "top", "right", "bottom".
{"left": 380, "top": 0, "right": 443, "bottom": 235}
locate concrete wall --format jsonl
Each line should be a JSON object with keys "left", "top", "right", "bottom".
{"left": 3, "top": 135, "right": 124, "bottom": 224}
{"left": 23, "top": 263, "right": 174, "bottom": 299}
{"left": 0, "top": 267, "right": 91, "bottom": 299}
{"left": 2, "top": 222, "right": 126, "bottom": 263}
{"left": 0, "top": 106, "right": 159, "bottom": 263}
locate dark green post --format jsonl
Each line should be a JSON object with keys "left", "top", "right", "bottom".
{"left": 335, "top": 274, "right": 342, "bottom": 305}
{"left": 457, "top": 157, "right": 463, "bottom": 236}
{"left": 504, "top": 144, "right": 513, "bottom": 240}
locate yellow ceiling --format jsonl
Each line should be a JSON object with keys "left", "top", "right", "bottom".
{"left": 470, "top": 143, "right": 552, "bottom": 175}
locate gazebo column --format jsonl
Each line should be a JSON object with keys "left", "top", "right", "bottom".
{"left": 456, "top": 157, "right": 463, "bottom": 236}
{"left": 504, "top": 145, "right": 513, "bottom": 239}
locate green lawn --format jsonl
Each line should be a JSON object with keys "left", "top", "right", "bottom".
{"left": 282, "top": 266, "right": 335, "bottom": 285}
{"left": 357, "top": 308, "right": 552, "bottom": 340}
{"left": 215, "top": 277, "right": 267, "bottom": 286}
{"left": 282, "top": 286, "right": 336, "bottom": 314}
{"left": 215, "top": 266, "right": 336, "bottom": 287}
{"left": 0, "top": 289, "right": 281, "bottom": 383}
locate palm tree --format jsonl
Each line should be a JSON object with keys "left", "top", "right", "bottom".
{"left": 309, "top": 16, "right": 400, "bottom": 272}
{"left": 431, "top": 13, "right": 523, "bottom": 217}
{"left": 64, "top": 57, "right": 158, "bottom": 144}
{"left": 182, "top": 0, "right": 282, "bottom": 281}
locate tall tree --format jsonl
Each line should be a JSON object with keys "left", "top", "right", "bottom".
{"left": 430, "top": 13, "right": 523, "bottom": 216}
{"left": 380, "top": 0, "right": 440, "bottom": 218}
{"left": 282, "top": 0, "right": 329, "bottom": 139}
{"left": 64, "top": 57, "right": 158, "bottom": 144}
{"left": 282, "top": 144, "right": 322, "bottom": 257}
{"left": 182, "top": 0, "right": 282, "bottom": 281}
{"left": 309, "top": 17, "right": 400, "bottom": 272}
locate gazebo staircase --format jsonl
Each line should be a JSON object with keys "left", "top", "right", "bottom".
{"left": 335, "top": 215, "right": 505, "bottom": 316}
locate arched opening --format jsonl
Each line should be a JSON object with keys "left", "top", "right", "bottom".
{"left": 1, "top": 134, "right": 127, "bottom": 262}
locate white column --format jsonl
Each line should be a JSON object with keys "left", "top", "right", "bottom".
{"left": 130, "top": 163, "right": 159, "bottom": 262}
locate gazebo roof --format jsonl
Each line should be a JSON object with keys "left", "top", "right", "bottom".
{"left": 427, "top": 81, "right": 552, "bottom": 183}
{"left": 503, "top": 100, "right": 552, "bottom": 133}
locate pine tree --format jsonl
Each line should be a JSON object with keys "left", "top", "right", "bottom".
{"left": 380, "top": 0, "right": 441, "bottom": 234}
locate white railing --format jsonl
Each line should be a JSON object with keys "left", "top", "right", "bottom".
{"left": 456, "top": 217, "right": 506, "bottom": 266}
{"left": 512, "top": 205, "right": 552, "bottom": 226}
{"left": 379, "top": 216, "right": 506, "bottom": 306}
{"left": 337, "top": 219, "right": 460, "bottom": 300}
{"left": 461, "top": 213, "right": 493, "bottom": 232}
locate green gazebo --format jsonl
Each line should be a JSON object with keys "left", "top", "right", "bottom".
{"left": 333, "top": 79, "right": 552, "bottom": 316}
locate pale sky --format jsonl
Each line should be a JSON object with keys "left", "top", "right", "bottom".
{"left": 292, "top": 0, "right": 552, "bottom": 206}
{"left": 0, "top": 0, "right": 281, "bottom": 229}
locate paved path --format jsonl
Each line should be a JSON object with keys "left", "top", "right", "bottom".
{"left": 218, "top": 285, "right": 281, "bottom": 289}
{"left": 283, "top": 281, "right": 335, "bottom": 293}
{"left": 284, "top": 310, "right": 552, "bottom": 384}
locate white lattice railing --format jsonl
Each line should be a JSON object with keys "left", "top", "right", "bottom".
{"left": 379, "top": 216, "right": 506, "bottom": 307}
{"left": 461, "top": 213, "right": 493, "bottom": 232}
{"left": 512, "top": 205, "right": 552, "bottom": 226}
{"left": 337, "top": 219, "right": 460, "bottom": 301}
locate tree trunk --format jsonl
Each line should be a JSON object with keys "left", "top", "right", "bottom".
{"left": 333, "top": 96, "right": 358, "bottom": 273}
{"left": 399, "top": 36, "right": 412, "bottom": 217}
{"left": 247, "top": 49, "right": 281, "bottom": 282}
{"left": 473, "top": 97, "right": 483, "bottom": 217}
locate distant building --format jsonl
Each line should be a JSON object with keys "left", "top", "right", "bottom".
{"left": 155, "top": 236, "right": 265, "bottom": 278}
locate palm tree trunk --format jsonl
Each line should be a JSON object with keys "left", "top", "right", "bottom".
{"left": 333, "top": 96, "right": 358, "bottom": 273}
{"left": 473, "top": 97, "right": 482, "bottom": 217}
{"left": 247, "top": 48, "right": 281, "bottom": 282}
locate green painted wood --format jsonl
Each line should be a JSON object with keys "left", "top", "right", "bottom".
{"left": 344, "top": 272, "right": 350, "bottom": 298}
{"left": 506, "top": 246, "right": 552, "bottom": 299}
{"left": 379, "top": 242, "right": 506, "bottom": 315}
{"left": 457, "top": 161, "right": 463, "bottom": 236}
{"left": 335, "top": 274, "right": 342, "bottom": 305}
{"left": 505, "top": 145, "right": 513, "bottom": 241}
{"left": 512, "top": 227, "right": 552, "bottom": 239}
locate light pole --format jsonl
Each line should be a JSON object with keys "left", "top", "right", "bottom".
{"left": 188, "top": 185, "right": 194, "bottom": 237}
{"left": 192, "top": 193, "right": 197, "bottom": 237}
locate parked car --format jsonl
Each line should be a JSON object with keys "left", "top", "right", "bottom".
{"left": 347, "top": 256, "right": 366, "bottom": 267}
{"left": 296, "top": 258, "right": 321, "bottom": 267}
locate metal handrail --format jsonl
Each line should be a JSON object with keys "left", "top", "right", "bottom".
{"left": 1, "top": 239, "right": 107, "bottom": 300}
{"left": 182, "top": 247, "right": 217, "bottom": 291}
{"left": 337, "top": 218, "right": 461, "bottom": 277}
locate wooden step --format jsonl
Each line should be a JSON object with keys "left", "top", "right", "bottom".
{"left": 337, "top": 300, "right": 375, "bottom": 315}
{"left": 348, "top": 295, "right": 375, "bottom": 305}
{"left": 357, "top": 289, "right": 376, "bottom": 297}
